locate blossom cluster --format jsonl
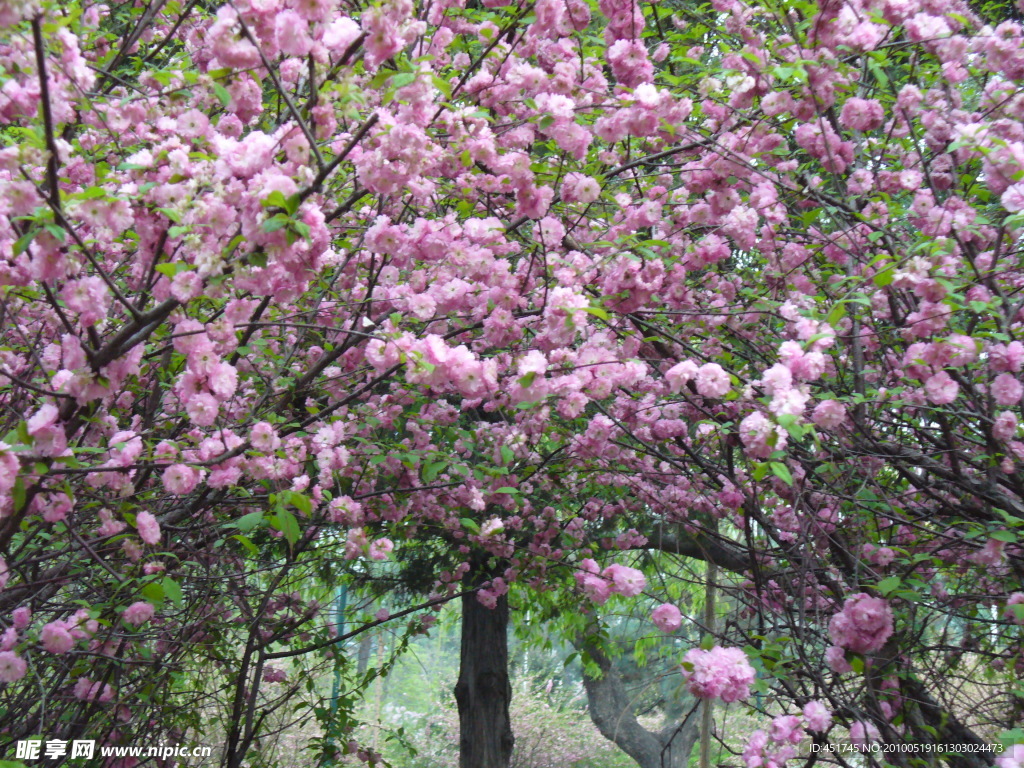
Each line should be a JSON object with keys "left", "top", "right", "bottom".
{"left": 681, "top": 646, "right": 756, "bottom": 703}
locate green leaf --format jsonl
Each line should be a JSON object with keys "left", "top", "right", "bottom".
{"left": 272, "top": 508, "right": 301, "bottom": 546}
{"left": 163, "top": 577, "right": 183, "bottom": 607}
{"left": 770, "top": 462, "right": 793, "bottom": 485}
{"left": 213, "top": 82, "right": 231, "bottom": 108}
{"left": 494, "top": 486, "right": 519, "bottom": 494}
{"left": 156, "top": 207, "right": 182, "bottom": 223}
{"left": 13, "top": 229, "right": 36, "bottom": 256}
{"left": 826, "top": 304, "right": 847, "bottom": 326}
{"left": 284, "top": 491, "right": 313, "bottom": 515}
{"left": 500, "top": 446, "right": 514, "bottom": 465}
{"left": 752, "top": 462, "right": 768, "bottom": 481}
{"left": 154, "top": 262, "right": 189, "bottom": 278}
{"left": 431, "top": 75, "right": 453, "bottom": 99}
{"left": 998, "top": 728, "right": 1024, "bottom": 749}
{"left": 233, "top": 511, "right": 264, "bottom": 533}
{"left": 390, "top": 72, "right": 417, "bottom": 88}
{"left": 877, "top": 576, "right": 901, "bottom": 596}
{"left": 231, "top": 534, "right": 259, "bottom": 556}
{"left": 460, "top": 518, "right": 481, "bottom": 534}
{"left": 873, "top": 267, "right": 895, "bottom": 287}
{"left": 11, "top": 478, "right": 25, "bottom": 512}
{"left": 291, "top": 220, "right": 311, "bottom": 240}
{"left": 262, "top": 190, "right": 289, "bottom": 209}
{"left": 989, "top": 530, "right": 1017, "bottom": 543}
{"left": 262, "top": 213, "right": 290, "bottom": 233}
{"left": 423, "top": 461, "right": 447, "bottom": 482}
{"left": 867, "top": 58, "right": 889, "bottom": 89}
{"left": 140, "top": 582, "right": 165, "bottom": 606}
{"left": 581, "top": 305, "right": 610, "bottom": 321}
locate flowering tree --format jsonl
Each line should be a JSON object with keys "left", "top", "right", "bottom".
{"left": 1, "top": 0, "right": 1024, "bottom": 765}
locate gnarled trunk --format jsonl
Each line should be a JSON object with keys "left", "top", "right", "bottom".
{"left": 581, "top": 638, "right": 700, "bottom": 768}
{"left": 454, "top": 569, "right": 513, "bottom": 768}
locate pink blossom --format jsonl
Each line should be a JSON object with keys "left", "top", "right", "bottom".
{"left": 651, "top": 603, "right": 682, "bottom": 633}
{"left": 971, "top": 537, "right": 1006, "bottom": 566}
{"left": 1002, "top": 184, "right": 1024, "bottom": 212}
{"left": 250, "top": 422, "right": 281, "bottom": 452}
{"left": 122, "top": 601, "right": 155, "bottom": 626}
{"left": 518, "top": 350, "right": 548, "bottom": 377}
{"left": 824, "top": 645, "right": 853, "bottom": 674}
{"left": 992, "top": 373, "right": 1023, "bottom": 406}
{"left": 208, "top": 362, "right": 238, "bottom": 400}
{"left": 924, "top": 371, "right": 958, "bottom": 405}
{"left": 0, "top": 446, "right": 20, "bottom": 496}
{"left": 561, "top": 172, "right": 601, "bottom": 204}
{"left": 262, "top": 666, "right": 287, "bottom": 683}
{"left": 812, "top": 399, "right": 847, "bottom": 430}
{"left": 61, "top": 276, "right": 110, "bottom": 326}
{"left": 608, "top": 39, "right": 653, "bottom": 87}
{"left": 990, "top": 341, "right": 1024, "bottom": 373}
{"left": 480, "top": 518, "right": 504, "bottom": 538}
{"left": 996, "top": 744, "right": 1024, "bottom": 768}
{"left": 135, "top": 511, "right": 161, "bottom": 545}
{"left": 770, "top": 387, "right": 809, "bottom": 418}
{"left": 323, "top": 17, "right": 362, "bottom": 56}
{"left": 176, "top": 108, "right": 209, "bottom": 138}
{"left": 12, "top": 606, "right": 30, "bottom": 629}
{"left": 276, "top": 10, "right": 313, "bottom": 56}
{"left": 681, "top": 646, "right": 756, "bottom": 703}
{"left": 185, "top": 392, "right": 219, "bottom": 426}
{"left": 162, "top": 463, "right": 199, "bottom": 495}
{"left": 40, "top": 622, "right": 75, "bottom": 654}
{"left": 828, "top": 593, "right": 894, "bottom": 654}
{"left": 849, "top": 720, "right": 881, "bottom": 746}
{"left": 27, "top": 403, "right": 59, "bottom": 434}
{"left": 905, "top": 12, "right": 951, "bottom": 42}
{"left": 993, "top": 411, "right": 1018, "bottom": 442}
{"left": 839, "top": 98, "right": 884, "bottom": 131}
{"left": 665, "top": 360, "right": 698, "bottom": 392}
{"left": 170, "top": 271, "right": 202, "bottom": 303}
{"left": 739, "top": 411, "right": 783, "bottom": 459}
{"left": 802, "top": 699, "right": 832, "bottom": 732}
{"left": 579, "top": 573, "right": 612, "bottom": 604}
{"left": 369, "top": 538, "right": 394, "bottom": 560}
{"left": 761, "top": 364, "right": 792, "bottom": 395}
{"left": 695, "top": 363, "right": 730, "bottom": 398}
{"left": 602, "top": 564, "right": 646, "bottom": 596}
{"left": 0, "top": 651, "right": 26, "bottom": 683}
{"left": 74, "top": 677, "right": 114, "bottom": 702}
{"left": 96, "top": 508, "right": 126, "bottom": 537}
{"left": 769, "top": 714, "right": 804, "bottom": 745}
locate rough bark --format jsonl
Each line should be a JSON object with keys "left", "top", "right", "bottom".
{"left": 581, "top": 639, "right": 700, "bottom": 768}
{"left": 454, "top": 569, "right": 513, "bottom": 768}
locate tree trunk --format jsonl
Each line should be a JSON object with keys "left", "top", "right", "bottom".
{"left": 581, "top": 639, "right": 700, "bottom": 768}
{"left": 454, "top": 569, "right": 513, "bottom": 768}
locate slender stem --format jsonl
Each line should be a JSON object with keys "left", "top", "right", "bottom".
{"left": 31, "top": 16, "right": 60, "bottom": 211}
